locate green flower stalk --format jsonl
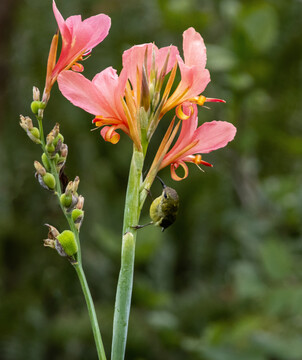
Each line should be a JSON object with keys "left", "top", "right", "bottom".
{"left": 111, "top": 148, "right": 144, "bottom": 360}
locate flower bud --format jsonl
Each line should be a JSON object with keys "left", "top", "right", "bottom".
{"left": 60, "top": 193, "right": 73, "bottom": 208}
{"left": 56, "top": 230, "right": 78, "bottom": 256}
{"left": 20, "top": 115, "right": 33, "bottom": 131}
{"left": 72, "top": 176, "right": 80, "bottom": 193}
{"left": 65, "top": 181, "right": 74, "bottom": 195}
{"left": 34, "top": 161, "right": 46, "bottom": 176}
{"left": 56, "top": 144, "right": 68, "bottom": 170}
{"left": 41, "top": 153, "right": 51, "bottom": 171}
{"left": 49, "top": 123, "right": 60, "bottom": 140}
{"left": 33, "top": 86, "right": 40, "bottom": 101}
{"left": 42, "top": 173, "right": 56, "bottom": 190}
{"left": 60, "top": 144, "right": 68, "bottom": 158}
{"left": 76, "top": 195, "right": 84, "bottom": 210}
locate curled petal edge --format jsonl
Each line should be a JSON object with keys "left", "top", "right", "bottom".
{"left": 176, "top": 103, "right": 194, "bottom": 120}
{"left": 170, "top": 161, "right": 189, "bottom": 181}
{"left": 71, "top": 62, "right": 84, "bottom": 72}
{"left": 100, "top": 126, "right": 120, "bottom": 144}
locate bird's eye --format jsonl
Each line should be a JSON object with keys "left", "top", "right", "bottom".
{"left": 164, "top": 192, "right": 168, "bottom": 199}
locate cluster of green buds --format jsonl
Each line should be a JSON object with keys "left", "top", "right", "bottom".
{"left": 60, "top": 176, "right": 85, "bottom": 231}
{"left": 43, "top": 123, "right": 68, "bottom": 173}
{"left": 44, "top": 224, "right": 78, "bottom": 262}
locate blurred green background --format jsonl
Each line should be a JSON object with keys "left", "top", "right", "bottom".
{"left": 1, "top": 0, "right": 302, "bottom": 359}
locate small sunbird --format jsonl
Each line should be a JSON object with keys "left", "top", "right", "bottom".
{"left": 136, "top": 177, "right": 179, "bottom": 232}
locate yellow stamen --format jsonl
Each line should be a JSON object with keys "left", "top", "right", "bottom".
{"left": 189, "top": 95, "right": 206, "bottom": 106}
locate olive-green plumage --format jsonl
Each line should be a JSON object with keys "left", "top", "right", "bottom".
{"left": 149, "top": 180, "right": 179, "bottom": 232}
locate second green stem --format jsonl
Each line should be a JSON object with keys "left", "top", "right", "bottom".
{"left": 111, "top": 147, "right": 144, "bottom": 360}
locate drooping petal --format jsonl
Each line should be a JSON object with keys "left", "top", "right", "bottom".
{"left": 182, "top": 27, "right": 207, "bottom": 68}
{"left": 190, "top": 121, "right": 237, "bottom": 154}
{"left": 57, "top": 71, "right": 104, "bottom": 115}
{"left": 159, "top": 102, "right": 236, "bottom": 179}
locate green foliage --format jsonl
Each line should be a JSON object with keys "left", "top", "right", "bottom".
{"left": 1, "top": 0, "right": 302, "bottom": 359}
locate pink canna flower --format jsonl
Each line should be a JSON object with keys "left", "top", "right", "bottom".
{"left": 57, "top": 28, "right": 226, "bottom": 151}
{"left": 43, "top": 0, "right": 111, "bottom": 102}
{"left": 58, "top": 43, "right": 179, "bottom": 148}
{"left": 57, "top": 67, "right": 139, "bottom": 145}
{"left": 159, "top": 104, "right": 236, "bottom": 180}
{"left": 161, "top": 27, "right": 224, "bottom": 118}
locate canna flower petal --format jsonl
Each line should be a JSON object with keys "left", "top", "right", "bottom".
{"left": 183, "top": 27, "right": 207, "bottom": 68}
{"left": 177, "top": 27, "right": 210, "bottom": 97}
{"left": 186, "top": 120, "right": 237, "bottom": 155}
{"left": 160, "top": 104, "right": 236, "bottom": 180}
{"left": 43, "top": 1, "right": 111, "bottom": 101}
{"left": 162, "top": 27, "right": 213, "bottom": 115}
{"left": 58, "top": 68, "right": 127, "bottom": 122}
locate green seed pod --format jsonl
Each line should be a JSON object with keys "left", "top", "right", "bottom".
{"left": 30, "top": 127, "right": 40, "bottom": 140}
{"left": 56, "top": 230, "right": 78, "bottom": 256}
{"left": 50, "top": 152, "right": 60, "bottom": 163}
{"left": 30, "top": 101, "right": 42, "bottom": 114}
{"left": 60, "top": 193, "right": 72, "bottom": 208}
{"left": 53, "top": 133, "right": 64, "bottom": 147}
{"left": 42, "top": 173, "right": 56, "bottom": 190}
{"left": 41, "top": 153, "right": 51, "bottom": 171}
{"left": 72, "top": 208, "right": 84, "bottom": 222}
{"left": 45, "top": 143, "right": 55, "bottom": 153}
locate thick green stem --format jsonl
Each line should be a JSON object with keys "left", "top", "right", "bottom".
{"left": 74, "top": 263, "right": 107, "bottom": 360}
{"left": 111, "top": 147, "right": 144, "bottom": 360}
